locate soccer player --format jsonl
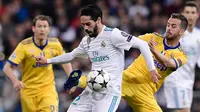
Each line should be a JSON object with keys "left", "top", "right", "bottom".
{"left": 3, "top": 15, "right": 73, "bottom": 112}
{"left": 163, "top": 2, "right": 200, "bottom": 112}
{"left": 122, "top": 13, "right": 187, "bottom": 112}
{"left": 61, "top": 13, "right": 188, "bottom": 112}
{"left": 36, "top": 4, "right": 159, "bottom": 112}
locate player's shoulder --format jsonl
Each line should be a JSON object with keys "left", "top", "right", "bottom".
{"left": 48, "top": 37, "right": 59, "bottom": 42}
{"left": 20, "top": 37, "right": 33, "bottom": 45}
{"left": 153, "top": 32, "right": 164, "bottom": 38}
{"left": 194, "top": 27, "right": 200, "bottom": 32}
{"left": 104, "top": 26, "right": 114, "bottom": 32}
{"left": 139, "top": 32, "right": 164, "bottom": 39}
{"left": 176, "top": 45, "right": 187, "bottom": 56}
{"left": 194, "top": 27, "right": 200, "bottom": 35}
{"left": 177, "top": 45, "right": 185, "bottom": 52}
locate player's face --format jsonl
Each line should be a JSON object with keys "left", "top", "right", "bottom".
{"left": 32, "top": 20, "right": 50, "bottom": 40}
{"left": 182, "top": 6, "right": 199, "bottom": 26}
{"left": 166, "top": 18, "right": 184, "bottom": 40}
{"left": 80, "top": 16, "right": 99, "bottom": 37}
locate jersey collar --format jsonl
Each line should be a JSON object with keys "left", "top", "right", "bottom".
{"left": 163, "top": 38, "right": 180, "bottom": 50}
{"left": 32, "top": 36, "right": 48, "bottom": 50}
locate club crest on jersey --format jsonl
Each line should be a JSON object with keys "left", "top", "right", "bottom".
{"left": 50, "top": 48, "right": 55, "bottom": 57}
{"left": 170, "top": 53, "right": 175, "bottom": 58}
{"left": 101, "top": 41, "right": 106, "bottom": 47}
{"left": 121, "top": 31, "right": 129, "bottom": 37}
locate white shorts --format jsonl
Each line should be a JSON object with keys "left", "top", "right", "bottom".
{"left": 164, "top": 87, "right": 193, "bottom": 109}
{"left": 67, "top": 89, "right": 121, "bottom": 112}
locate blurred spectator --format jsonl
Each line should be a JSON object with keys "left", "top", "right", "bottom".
{"left": 164, "top": 0, "right": 183, "bottom": 16}
{"left": 128, "top": 0, "right": 149, "bottom": 18}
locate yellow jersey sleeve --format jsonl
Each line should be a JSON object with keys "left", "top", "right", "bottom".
{"left": 8, "top": 43, "right": 25, "bottom": 66}
{"left": 138, "top": 33, "right": 153, "bottom": 42}
{"left": 138, "top": 33, "right": 164, "bottom": 43}
{"left": 48, "top": 38, "right": 65, "bottom": 56}
{"left": 57, "top": 40, "right": 65, "bottom": 55}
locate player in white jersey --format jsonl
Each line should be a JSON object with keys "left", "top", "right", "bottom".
{"left": 36, "top": 4, "right": 160, "bottom": 112}
{"left": 163, "top": 2, "right": 200, "bottom": 112}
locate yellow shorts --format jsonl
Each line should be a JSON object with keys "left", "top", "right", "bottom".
{"left": 20, "top": 86, "right": 59, "bottom": 112}
{"left": 122, "top": 72, "right": 162, "bottom": 112}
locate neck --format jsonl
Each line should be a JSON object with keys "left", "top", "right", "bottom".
{"left": 34, "top": 36, "right": 47, "bottom": 46}
{"left": 98, "top": 24, "right": 104, "bottom": 34}
{"left": 165, "top": 37, "right": 180, "bottom": 47}
{"left": 187, "top": 25, "right": 194, "bottom": 33}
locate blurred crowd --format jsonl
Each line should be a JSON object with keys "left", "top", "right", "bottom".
{"left": 1, "top": 0, "right": 200, "bottom": 112}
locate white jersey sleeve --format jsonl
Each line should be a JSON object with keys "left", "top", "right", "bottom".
{"left": 47, "top": 38, "right": 88, "bottom": 64}
{"left": 111, "top": 28, "right": 155, "bottom": 71}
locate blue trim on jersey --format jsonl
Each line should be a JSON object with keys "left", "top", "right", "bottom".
{"left": 32, "top": 36, "right": 48, "bottom": 50}
{"left": 163, "top": 38, "right": 180, "bottom": 50}
{"left": 108, "top": 96, "right": 118, "bottom": 112}
{"left": 104, "top": 27, "right": 113, "bottom": 31}
{"left": 7, "top": 60, "right": 18, "bottom": 66}
{"left": 172, "top": 58, "right": 178, "bottom": 70}
{"left": 172, "top": 87, "right": 179, "bottom": 108}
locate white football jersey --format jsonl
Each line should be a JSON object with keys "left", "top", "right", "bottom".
{"left": 165, "top": 27, "right": 200, "bottom": 89}
{"left": 76, "top": 26, "right": 135, "bottom": 95}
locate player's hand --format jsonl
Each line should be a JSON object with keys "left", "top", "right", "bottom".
{"left": 13, "top": 80, "right": 24, "bottom": 91}
{"left": 35, "top": 56, "right": 47, "bottom": 64}
{"left": 150, "top": 69, "right": 162, "bottom": 84}
{"left": 148, "top": 37, "right": 156, "bottom": 53}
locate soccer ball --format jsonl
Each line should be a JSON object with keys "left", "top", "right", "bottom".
{"left": 87, "top": 69, "right": 110, "bottom": 91}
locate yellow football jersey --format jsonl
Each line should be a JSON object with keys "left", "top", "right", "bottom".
{"left": 8, "top": 37, "right": 64, "bottom": 96}
{"left": 123, "top": 33, "right": 187, "bottom": 93}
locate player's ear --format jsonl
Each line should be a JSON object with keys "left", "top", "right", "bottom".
{"left": 179, "top": 29, "right": 185, "bottom": 35}
{"left": 32, "top": 26, "right": 35, "bottom": 33}
{"left": 97, "top": 17, "right": 101, "bottom": 24}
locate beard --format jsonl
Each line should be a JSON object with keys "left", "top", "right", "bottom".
{"left": 85, "top": 23, "right": 98, "bottom": 37}
{"left": 165, "top": 32, "right": 180, "bottom": 40}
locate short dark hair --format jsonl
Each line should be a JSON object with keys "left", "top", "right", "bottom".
{"left": 33, "top": 15, "right": 52, "bottom": 26}
{"left": 80, "top": 4, "right": 103, "bottom": 21}
{"left": 182, "top": 1, "right": 199, "bottom": 12}
{"left": 170, "top": 13, "right": 188, "bottom": 31}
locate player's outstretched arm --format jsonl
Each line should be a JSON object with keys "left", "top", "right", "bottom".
{"left": 36, "top": 45, "right": 87, "bottom": 64}
{"left": 3, "top": 62, "right": 24, "bottom": 91}
{"left": 36, "top": 52, "right": 75, "bottom": 64}
{"left": 149, "top": 38, "right": 177, "bottom": 69}
{"left": 111, "top": 29, "right": 161, "bottom": 83}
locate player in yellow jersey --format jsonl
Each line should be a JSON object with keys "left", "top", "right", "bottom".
{"left": 3, "top": 15, "right": 72, "bottom": 112}
{"left": 122, "top": 14, "right": 187, "bottom": 111}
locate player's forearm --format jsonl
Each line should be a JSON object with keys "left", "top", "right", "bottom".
{"left": 134, "top": 40, "right": 156, "bottom": 71}
{"left": 152, "top": 50, "right": 176, "bottom": 68}
{"left": 61, "top": 63, "right": 73, "bottom": 77}
{"left": 47, "top": 52, "right": 75, "bottom": 64}
{"left": 3, "top": 63, "right": 18, "bottom": 84}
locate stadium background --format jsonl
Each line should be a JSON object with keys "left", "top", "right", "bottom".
{"left": 0, "top": 0, "right": 200, "bottom": 112}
